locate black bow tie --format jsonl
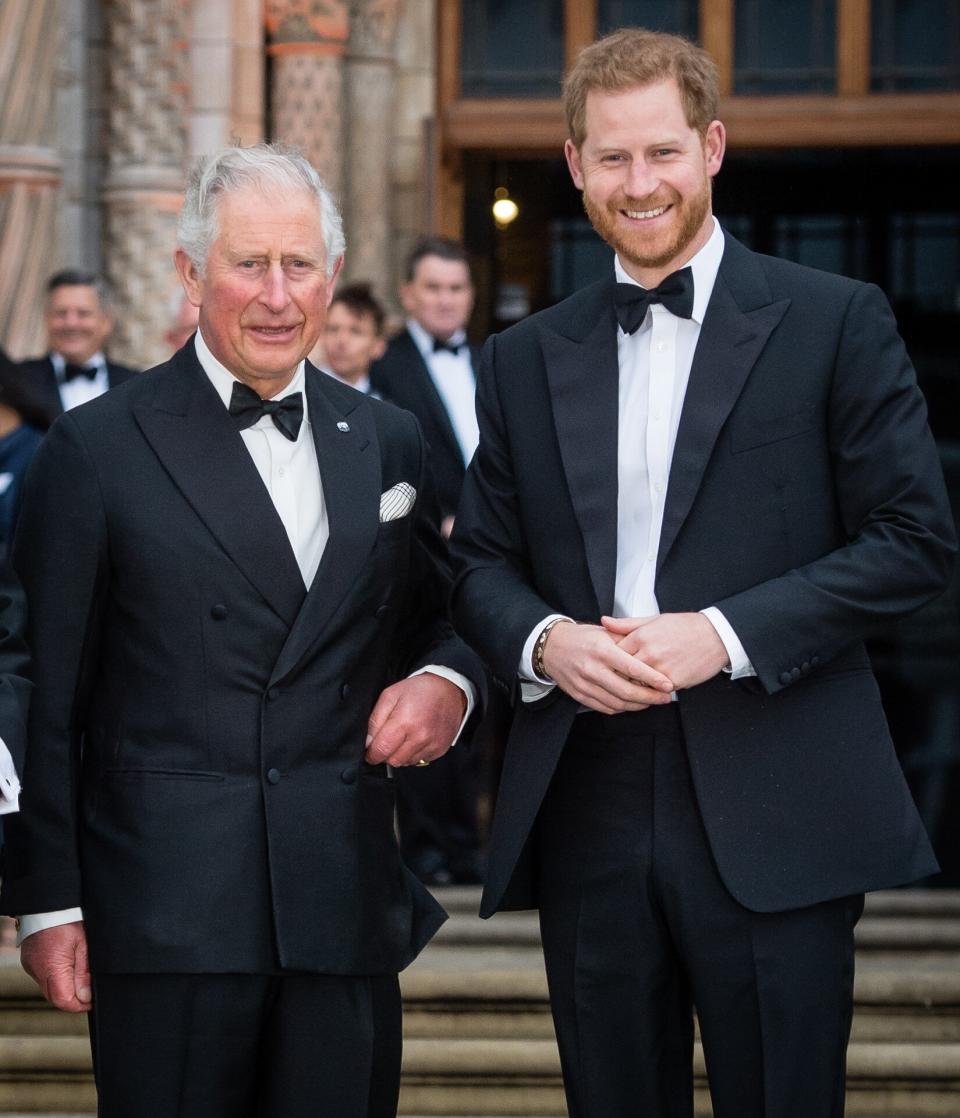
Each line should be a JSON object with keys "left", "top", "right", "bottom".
{"left": 228, "top": 381, "right": 303, "bottom": 442}
{"left": 614, "top": 267, "right": 695, "bottom": 334}
{"left": 64, "top": 363, "right": 99, "bottom": 382}
{"left": 432, "top": 337, "right": 463, "bottom": 355}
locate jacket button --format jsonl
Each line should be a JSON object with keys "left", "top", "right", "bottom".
{"left": 779, "top": 671, "right": 792, "bottom": 686}
{"left": 791, "top": 666, "right": 802, "bottom": 680}
{"left": 340, "top": 767, "right": 357, "bottom": 785}
{"left": 210, "top": 604, "right": 228, "bottom": 620}
{"left": 375, "top": 605, "right": 391, "bottom": 619}
{"left": 266, "top": 768, "right": 281, "bottom": 785}
{"left": 340, "top": 683, "right": 351, "bottom": 700}
{"left": 801, "top": 660, "right": 810, "bottom": 673}
{"left": 812, "top": 655, "right": 820, "bottom": 666}
{"left": 267, "top": 687, "right": 280, "bottom": 701}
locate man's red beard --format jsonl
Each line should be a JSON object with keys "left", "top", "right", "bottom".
{"left": 582, "top": 177, "right": 711, "bottom": 274}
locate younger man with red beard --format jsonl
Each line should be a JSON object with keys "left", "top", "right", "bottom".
{"left": 450, "top": 27, "right": 954, "bottom": 1118}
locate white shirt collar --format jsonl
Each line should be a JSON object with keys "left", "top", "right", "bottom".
{"left": 407, "top": 317, "right": 468, "bottom": 359}
{"left": 614, "top": 216, "right": 724, "bottom": 326}
{"left": 51, "top": 350, "right": 107, "bottom": 380}
{"left": 193, "top": 329, "right": 309, "bottom": 425}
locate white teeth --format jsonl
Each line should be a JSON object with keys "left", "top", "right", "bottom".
{"left": 624, "top": 205, "right": 667, "bottom": 219}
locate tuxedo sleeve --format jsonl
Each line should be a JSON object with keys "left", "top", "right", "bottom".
{"left": 0, "top": 558, "right": 31, "bottom": 781}
{"left": 389, "top": 411, "right": 486, "bottom": 708}
{"left": 0, "top": 414, "right": 108, "bottom": 915}
{"left": 449, "top": 334, "right": 562, "bottom": 687}
{"left": 714, "top": 282, "right": 956, "bottom": 694}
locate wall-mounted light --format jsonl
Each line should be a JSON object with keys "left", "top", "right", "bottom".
{"left": 492, "top": 186, "right": 519, "bottom": 228}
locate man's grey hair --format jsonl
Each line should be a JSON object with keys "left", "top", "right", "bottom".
{"left": 47, "top": 269, "right": 113, "bottom": 311}
{"left": 177, "top": 143, "right": 345, "bottom": 278}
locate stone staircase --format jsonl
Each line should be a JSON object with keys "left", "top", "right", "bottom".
{"left": 0, "top": 889, "right": 957, "bottom": 1116}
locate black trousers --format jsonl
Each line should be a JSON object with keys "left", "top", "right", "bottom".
{"left": 536, "top": 706, "right": 863, "bottom": 1118}
{"left": 89, "top": 971, "right": 402, "bottom": 1118}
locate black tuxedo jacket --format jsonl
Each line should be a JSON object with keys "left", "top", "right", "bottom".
{"left": 0, "top": 558, "right": 30, "bottom": 782}
{"left": 451, "top": 233, "right": 956, "bottom": 918}
{"left": 1, "top": 346, "right": 482, "bottom": 976}
{"left": 370, "top": 329, "right": 479, "bottom": 520}
{"left": 17, "top": 354, "right": 138, "bottom": 429}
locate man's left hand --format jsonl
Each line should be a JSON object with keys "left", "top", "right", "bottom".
{"left": 365, "top": 674, "right": 467, "bottom": 767}
{"left": 601, "top": 612, "right": 729, "bottom": 691}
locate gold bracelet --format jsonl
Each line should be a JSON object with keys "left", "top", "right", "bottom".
{"left": 533, "top": 618, "right": 568, "bottom": 682}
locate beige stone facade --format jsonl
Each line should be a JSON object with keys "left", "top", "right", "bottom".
{"left": 0, "top": 0, "right": 437, "bottom": 365}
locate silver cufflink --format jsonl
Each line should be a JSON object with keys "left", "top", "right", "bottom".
{"left": 337, "top": 421, "right": 350, "bottom": 433}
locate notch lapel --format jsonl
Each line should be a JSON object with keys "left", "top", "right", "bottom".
{"left": 133, "top": 349, "right": 306, "bottom": 627}
{"left": 657, "top": 254, "right": 790, "bottom": 575}
{"left": 269, "top": 367, "right": 380, "bottom": 685}
{"left": 539, "top": 280, "right": 620, "bottom": 615}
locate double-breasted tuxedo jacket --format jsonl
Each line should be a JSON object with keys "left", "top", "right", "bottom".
{"left": 16, "top": 355, "right": 138, "bottom": 430}
{"left": 1, "top": 346, "right": 482, "bottom": 976}
{"left": 371, "top": 329, "right": 479, "bottom": 520}
{"left": 451, "top": 233, "right": 956, "bottom": 919}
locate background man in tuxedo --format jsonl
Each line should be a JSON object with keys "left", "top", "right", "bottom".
{"left": 321, "top": 281, "right": 387, "bottom": 395}
{"left": 451, "top": 28, "right": 956, "bottom": 1118}
{"left": 18, "top": 269, "right": 138, "bottom": 428}
{"left": 372, "top": 237, "right": 485, "bottom": 886}
{"left": 371, "top": 236, "right": 479, "bottom": 540}
{"left": 1, "top": 143, "right": 482, "bottom": 1118}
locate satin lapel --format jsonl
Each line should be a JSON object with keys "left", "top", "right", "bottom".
{"left": 656, "top": 269, "right": 790, "bottom": 575}
{"left": 132, "top": 350, "right": 306, "bottom": 626}
{"left": 269, "top": 368, "right": 379, "bottom": 685}
{"left": 539, "top": 281, "right": 620, "bottom": 615}
{"left": 406, "top": 333, "right": 464, "bottom": 465}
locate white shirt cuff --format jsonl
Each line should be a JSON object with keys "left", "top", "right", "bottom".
{"left": 17, "top": 909, "right": 85, "bottom": 946}
{"left": 517, "top": 614, "right": 572, "bottom": 703}
{"left": 0, "top": 735, "right": 20, "bottom": 815}
{"left": 700, "top": 607, "right": 757, "bottom": 680}
{"left": 411, "top": 666, "right": 476, "bottom": 747}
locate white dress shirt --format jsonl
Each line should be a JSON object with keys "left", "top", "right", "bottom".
{"left": 407, "top": 318, "right": 480, "bottom": 466}
{"left": 0, "top": 737, "right": 19, "bottom": 814}
{"left": 520, "top": 219, "right": 755, "bottom": 700}
{"left": 51, "top": 350, "right": 110, "bottom": 412}
{"left": 20, "top": 331, "right": 475, "bottom": 942}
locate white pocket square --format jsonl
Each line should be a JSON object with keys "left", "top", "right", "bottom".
{"left": 379, "top": 482, "right": 416, "bottom": 522}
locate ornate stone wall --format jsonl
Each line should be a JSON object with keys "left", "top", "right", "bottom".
{"left": 101, "top": 0, "right": 190, "bottom": 369}
{"left": 0, "top": 0, "right": 62, "bottom": 357}
{"left": 342, "top": 0, "right": 402, "bottom": 288}
{"left": 266, "top": 0, "right": 348, "bottom": 199}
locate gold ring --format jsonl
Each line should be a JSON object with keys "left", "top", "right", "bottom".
{"left": 415, "top": 759, "right": 430, "bottom": 767}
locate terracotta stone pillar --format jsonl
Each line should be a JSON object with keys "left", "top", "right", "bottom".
{"left": 0, "top": 0, "right": 62, "bottom": 356}
{"left": 343, "top": 0, "right": 403, "bottom": 287}
{"left": 101, "top": 0, "right": 189, "bottom": 370}
{"left": 266, "top": 1, "right": 348, "bottom": 199}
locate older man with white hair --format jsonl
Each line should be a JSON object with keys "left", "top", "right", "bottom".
{"left": 1, "top": 143, "right": 482, "bottom": 1118}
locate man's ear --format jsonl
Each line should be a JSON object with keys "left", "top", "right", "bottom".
{"left": 371, "top": 337, "right": 387, "bottom": 362}
{"left": 324, "top": 256, "right": 345, "bottom": 308}
{"left": 704, "top": 119, "right": 726, "bottom": 178}
{"left": 174, "top": 249, "right": 203, "bottom": 308}
{"left": 564, "top": 139, "right": 585, "bottom": 191}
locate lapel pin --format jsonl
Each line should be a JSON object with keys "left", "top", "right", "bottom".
{"left": 337, "top": 421, "right": 350, "bottom": 433}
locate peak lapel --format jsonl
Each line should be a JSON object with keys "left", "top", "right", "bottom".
{"left": 269, "top": 369, "right": 379, "bottom": 685}
{"left": 539, "top": 281, "right": 620, "bottom": 615}
{"left": 656, "top": 259, "right": 790, "bottom": 576}
{"left": 132, "top": 350, "right": 306, "bottom": 627}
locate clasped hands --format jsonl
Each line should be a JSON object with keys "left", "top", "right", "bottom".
{"left": 541, "top": 612, "right": 730, "bottom": 716}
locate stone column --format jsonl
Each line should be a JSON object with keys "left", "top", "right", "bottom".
{"left": 101, "top": 0, "right": 189, "bottom": 370}
{"left": 0, "top": 0, "right": 62, "bottom": 356}
{"left": 266, "top": 1, "right": 349, "bottom": 200}
{"left": 342, "top": 0, "right": 403, "bottom": 287}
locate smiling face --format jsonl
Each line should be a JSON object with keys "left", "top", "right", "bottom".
{"left": 565, "top": 79, "right": 725, "bottom": 287}
{"left": 46, "top": 284, "right": 113, "bottom": 365}
{"left": 175, "top": 184, "right": 342, "bottom": 397}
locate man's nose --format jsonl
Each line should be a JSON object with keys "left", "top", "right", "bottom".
{"left": 261, "top": 265, "right": 291, "bottom": 311}
{"left": 624, "top": 159, "right": 660, "bottom": 200}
